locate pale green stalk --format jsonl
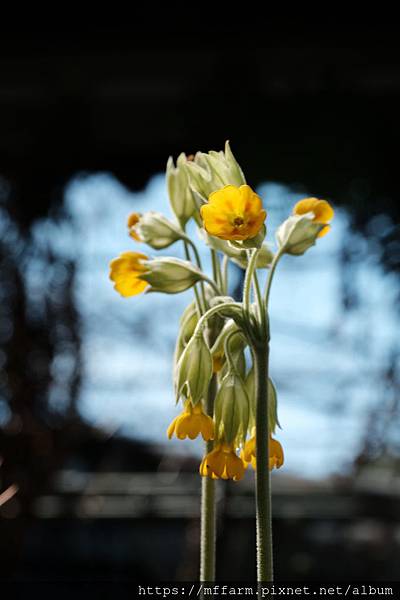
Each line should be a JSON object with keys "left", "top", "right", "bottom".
{"left": 183, "top": 241, "right": 206, "bottom": 315}
{"left": 200, "top": 376, "right": 217, "bottom": 581}
{"left": 253, "top": 343, "right": 273, "bottom": 582}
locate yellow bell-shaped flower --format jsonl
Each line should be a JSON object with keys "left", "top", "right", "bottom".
{"left": 167, "top": 400, "right": 214, "bottom": 441}
{"left": 200, "top": 442, "right": 245, "bottom": 481}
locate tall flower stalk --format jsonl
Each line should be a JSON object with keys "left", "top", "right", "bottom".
{"left": 109, "top": 141, "right": 334, "bottom": 582}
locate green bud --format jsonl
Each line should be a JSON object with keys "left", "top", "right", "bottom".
{"left": 276, "top": 215, "right": 324, "bottom": 256}
{"left": 175, "top": 331, "right": 213, "bottom": 404}
{"left": 211, "top": 320, "right": 246, "bottom": 375}
{"left": 214, "top": 370, "right": 249, "bottom": 445}
{"left": 245, "top": 367, "right": 280, "bottom": 434}
{"left": 184, "top": 158, "right": 215, "bottom": 203}
{"left": 185, "top": 141, "right": 246, "bottom": 201}
{"left": 139, "top": 258, "right": 204, "bottom": 294}
{"left": 136, "top": 211, "right": 182, "bottom": 249}
{"left": 173, "top": 302, "right": 199, "bottom": 376}
{"left": 204, "top": 141, "right": 246, "bottom": 189}
{"left": 166, "top": 154, "right": 198, "bottom": 227}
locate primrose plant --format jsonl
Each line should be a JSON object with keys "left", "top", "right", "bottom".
{"left": 109, "top": 142, "right": 334, "bottom": 582}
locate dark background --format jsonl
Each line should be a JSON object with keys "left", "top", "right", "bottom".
{"left": 0, "top": 22, "right": 399, "bottom": 584}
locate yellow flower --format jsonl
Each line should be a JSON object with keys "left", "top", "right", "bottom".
{"left": 200, "top": 185, "right": 266, "bottom": 241}
{"left": 127, "top": 212, "right": 142, "bottom": 241}
{"left": 167, "top": 401, "right": 214, "bottom": 441}
{"left": 109, "top": 251, "right": 149, "bottom": 297}
{"left": 241, "top": 435, "right": 284, "bottom": 471}
{"left": 200, "top": 442, "right": 245, "bottom": 481}
{"left": 293, "top": 198, "right": 334, "bottom": 238}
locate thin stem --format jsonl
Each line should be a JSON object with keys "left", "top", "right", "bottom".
{"left": 222, "top": 255, "right": 229, "bottom": 295}
{"left": 202, "top": 275, "right": 223, "bottom": 297}
{"left": 200, "top": 375, "right": 217, "bottom": 581}
{"left": 186, "top": 237, "right": 204, "bottom": 272}
{"left": 253, "top": 344, "right": 273, "bottom": 582}
{"left": 211, "top": 249, "right": 223, "bottom": 291}
{"left": 264, "top": 248, "right": 284, "bottom": 308}
{"left": 223, "top": 329, "right": 244, "bottom": 373}
{"left": 253, "top": 270, "right": 265, "bottom": 334}
{"left": 193, "top": 302, "right": 242, "bottom": 336}
{"left": 243, "top": 248, "right": 260, "bottom": 318}
{"left": 183, "top": 241, "right": 206, "bottom": 314}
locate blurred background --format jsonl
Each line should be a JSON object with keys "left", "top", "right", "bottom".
{"left": 0, "top": 22, "right": 399, "bottom": 582}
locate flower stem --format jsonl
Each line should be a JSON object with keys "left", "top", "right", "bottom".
{"left": 222, "top": 255, "right": 229, "bottom": 294}
{"left": 193, "top": 303, "right": 242, "bottom": 337}
{"left": 200, "top": 375, "right": 217, "bottom": 581}
{"left": 253, "top": 344, "right": 274, "bottom": 582}
{"left": 264, "top": 248, "right": 284, "bottom": 307}
{"left": 210, "top": 249, "right": 219, "bottom": 283}
{"left": 183, "top": 241, "right": 207, "bottom": 314}
{"left": 243, "top": 249, "right": 259, "bottom": 317}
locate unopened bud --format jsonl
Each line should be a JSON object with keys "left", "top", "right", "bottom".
{"left": 167, "top": 154, "right": 198, "bottom": 227}
{"left": 140, "top": 257, "right": 204, "bottom": 294}
{"left": 129, "top": 211, "right": 182, "bottom": 249}
{"left": 276, "top": 214, "right": 324, "bottom": 256}
{"left": 175, "top": 332, "right": 213, "bottom": 404}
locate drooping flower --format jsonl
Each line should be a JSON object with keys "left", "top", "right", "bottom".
{"left": 109, "top": 251, "right": 149, "bottom": 297}
{"left": 241, "top": 435, "right": 284, "bottom": 471}
{"left": 200, "top": 443, "right": 245, "bottom": 481}
{"left": 293, "top": 198, "right": 334, "bottom": 238}
{"left": 167, "top": 400, "right": 214, "bottom": 441}
{"left": 200, "top": 185, "right": 266, "bottom": 241}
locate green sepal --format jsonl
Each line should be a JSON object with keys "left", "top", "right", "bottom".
{"left": 214, "top": 371, "right": 249, "bottom": 445}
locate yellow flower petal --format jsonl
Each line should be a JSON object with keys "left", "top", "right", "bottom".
{"left": 293, "top": 198, "right": 319, "bottom": 216}
{"left": 225, "top": 451, "right": 245, "bottom": 481}
{"left": 127, "top": 212, "right": 142, "bottom": 241}
{"left": 312, "top": 200, "right": 334, "bottom": 223}
{"left": 201, "top": 185, "right": 266, "bottom": 241}
{"left": 167, "top": 416, "right": 179, "bottom": 439}
{"left": 241, "top": 435, "right": 284, "bottom": 471}
{"left": 199, "top": 414, "right": 215, "bottom": 441}
{"left": 242, "top": 436, "right": 256, "bottom": 464}
{"left": 167, "top": 402, "right": 214, "bottom": 441}
{"left": 293, "top": 197, "right": 334, "bottom": 238}
{"left": 109, "top": 252, "right": 149, "bottom": 297}
{"left": 127, "top": 212, "right": 141, "bottom": 228}
{"left": 200, "top": 443, "right": 244, "bottom": 481}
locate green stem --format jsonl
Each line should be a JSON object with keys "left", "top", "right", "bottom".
{"left": 183, "top": 241, "right": 206, "bottom": 314}
{"left": 222, "top": 255, "right": 229, "bottom": 294}
{"left": 193, "top": 302, "right": 242, "bottom": 336}
{"left": 211, "top": 249, "right": 223, "bottom": 291}
{"left": 186, "top": 236, "right": 204, "bottom": 272}
{"left": 253, "top": 344, "right": 273, "bottom": 582}
{"left": 202, "top": 275, "right": 223, "bottom": 297}
{"left": 264, "top": 248, "right": 284, "bottom": 308}
{"left": 253, "top": 270, "right": 266, "bottom": 336}
{"left": 200, "top": 375, "right": 217, "bottom": 581}
{"left": 223, "top": 329, "right": 243, "bottom": 373}
{"left": 243, "top": 249, "right": 259, "bottom": 317}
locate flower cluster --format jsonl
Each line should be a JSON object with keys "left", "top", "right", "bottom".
{"left": 109, "top": 141, "right": 334, "bottom": 481}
